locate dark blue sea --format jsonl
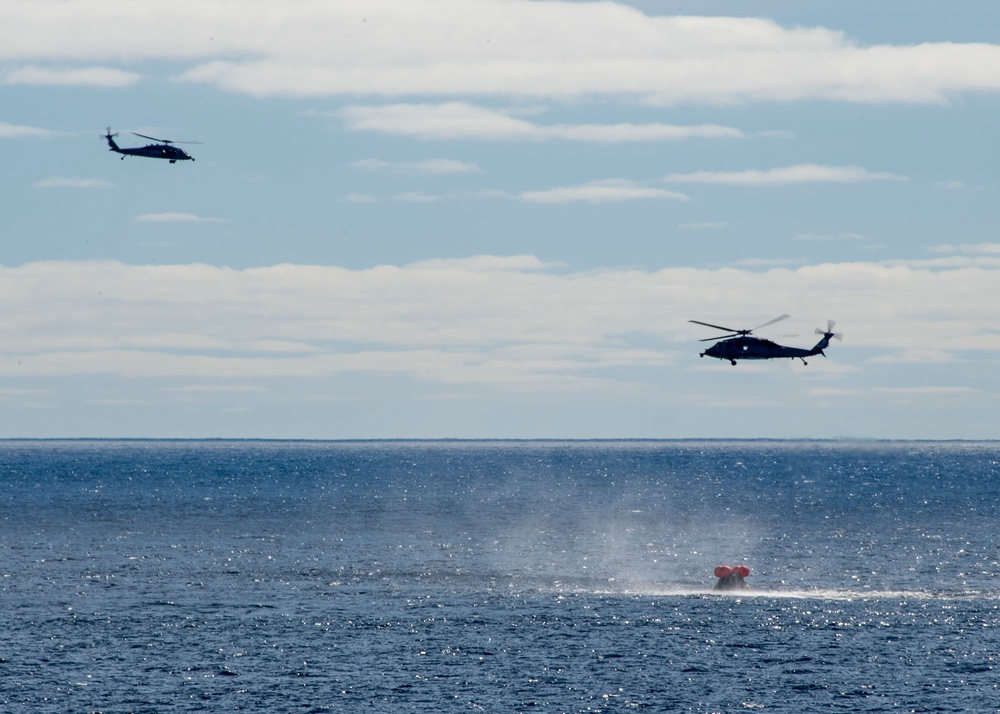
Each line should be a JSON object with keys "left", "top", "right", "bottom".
{"left": 1, "top": 440, "right": 998, "bottom": 712}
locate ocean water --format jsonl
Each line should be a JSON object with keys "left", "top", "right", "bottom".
{"left": 1, "top": 440, "right": 997, "bottom": 713}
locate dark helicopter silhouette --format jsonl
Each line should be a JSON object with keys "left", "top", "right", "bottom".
{"left": 103, "top": 128, "right": 198, "bottom": 163}
{"left": 690, "top": 315, "right": 842, "bottom": 365}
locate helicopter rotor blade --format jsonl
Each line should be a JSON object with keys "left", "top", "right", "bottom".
{"left": 753, "top": 314, "right": 791, "bottom": 331}
{"left": 691, "top": 315, "right": 789, "bottom": 342}
{"left": 689, "top": 319, "right": 742, "bottom": 333}
{"left": 131, "top": 132, "right": 201, "bottom": 145}
{"left": 132, "top": 132, "right": 170, "bottom": 143}
{"left": 698, "top": 334, "right": 741, "bottom": 342}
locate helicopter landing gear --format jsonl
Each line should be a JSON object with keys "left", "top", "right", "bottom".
{"left": 730, "top": 359, "right": 737, "bottom": 366}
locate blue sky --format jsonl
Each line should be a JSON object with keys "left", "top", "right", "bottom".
{"left": 3, "top": 0, "right": 1000, "bottom": 439}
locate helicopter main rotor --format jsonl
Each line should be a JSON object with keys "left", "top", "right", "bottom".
{"left": 689, "top": 314, "right": 790, "bottom": 342}
{"left": 131, "top": 132, "right": 201, "bottom": 145}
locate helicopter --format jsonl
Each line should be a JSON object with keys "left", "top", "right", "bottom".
{"left": 690, "top": 315, "right": 842, "bottom": 365}
{"left": 103, "top": 128, "right": 197, "bottom": 163}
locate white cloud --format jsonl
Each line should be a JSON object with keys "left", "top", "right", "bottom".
{"left": 1, "top": 64, "right": 139, "bottom": 87}
{"left": 885, "top": 255, "right": 1000, "bottom": 269}
{"left": 5, "top": 256, "right": 1000, "bottom": 437}
{"left": 392, "top": 192, "right": 448, "bottom": 203}
{"left": 352, "top": 157, "right": 481, "bottom": 175}
{"left": 808, "top": 384, "right": 977, "bottom": 398}
{"left": 0, "top": 387, "right": 52, "bottom": 398}
{"left": 662, "top": 165, "right": 908, "bottom": 186}
{"left": 795, "top": 232, "right": 867, "bottom": 242}
{"left": 730, "top": 258, "right": 805, "bottom": 269}
{"left": 0, "top": 257, "right": 998, "bottom": 391}
{"left": 32, "top": 176, "right": 112, "bottom": 189}
{"left": 407, "top": 255, "right": 556, "bottom": 271}
{"left": 0, "top": 122, "right": 61, "bottom": 139}
{"left": 519, "top": 179, "right": 689, "bottom": 204}
{"left": 7, "top": 1, "right": 999, "bottom": 104}
{"left": 341, "top": 192, "right": 377, "bottom": 204}
{"left": 134, "top": 212, "right": 225, "bottom": 223}
{"left": 928, "top": 242, "right": 1000, "bottom": 255}
{"left": 337, "top": 103, "right": 535, "bottom": 141}
{"left": 341, "top": 181, "right": 689, "bottom": 205}
{"left": 680, "top": 222, "right": 727, "bottom": 229}
{"left": 336, "top": 162, "right": 912, "bottom": 206}
{"left": 868, "top": 350, "right": 959, "bottom": 365}
{"left": 336, "top": 103, "right": 745, "bottom": 142}
{"left": 873, "top": 386, "right": 978, "bottom": 396}
{"left": 162, "top": 384, "right": 271, "bottom": 394}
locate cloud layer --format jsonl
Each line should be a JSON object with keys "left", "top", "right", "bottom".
{"left": 134, "top": 212, "right": 224, "bottom": 223}
{"left": 1, "top": 257, "right": 999, "bottom": 387}
{"left": 352, "top": 157, "right": 481, "bottom": 175}
{"left": 0, "top": 121, "right": 62, "bottom": 139}
{"left": 5, "top": 1, "right": 1000, "bottom": 103}
{"left": 336, "top": 103, "right": 746, "bottom": 142}
{"left": 2, "top": 64, "right": 139, "bottom": 87}
{"left": 32, "top": 176, "right": 113, "bottom": 189}
{"left": 662, "top": 165, "right": 908, "bottom": 186}
{"left": 519, "top": 180, "right": 689, "bottom": 204}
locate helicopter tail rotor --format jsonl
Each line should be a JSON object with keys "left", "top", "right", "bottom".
{"left": 103, "top": 127, "right": 120, "bottom": 152}
{"left": 815, "top": 320, "right": 843, "bottom": 341}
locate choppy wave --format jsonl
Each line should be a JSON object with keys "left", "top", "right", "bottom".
{"left": 2, "top": 440, "right": 999, "bottom": 713}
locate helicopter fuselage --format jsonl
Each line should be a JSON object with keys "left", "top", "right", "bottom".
{"left": 700, "top": 334, "right": 832, "bottom": 365}
{"left": 110, "top": 143, "right": 193, "bottom": 163}
{"left": 104, "top": 130, "right": 194, "bottom": 163}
